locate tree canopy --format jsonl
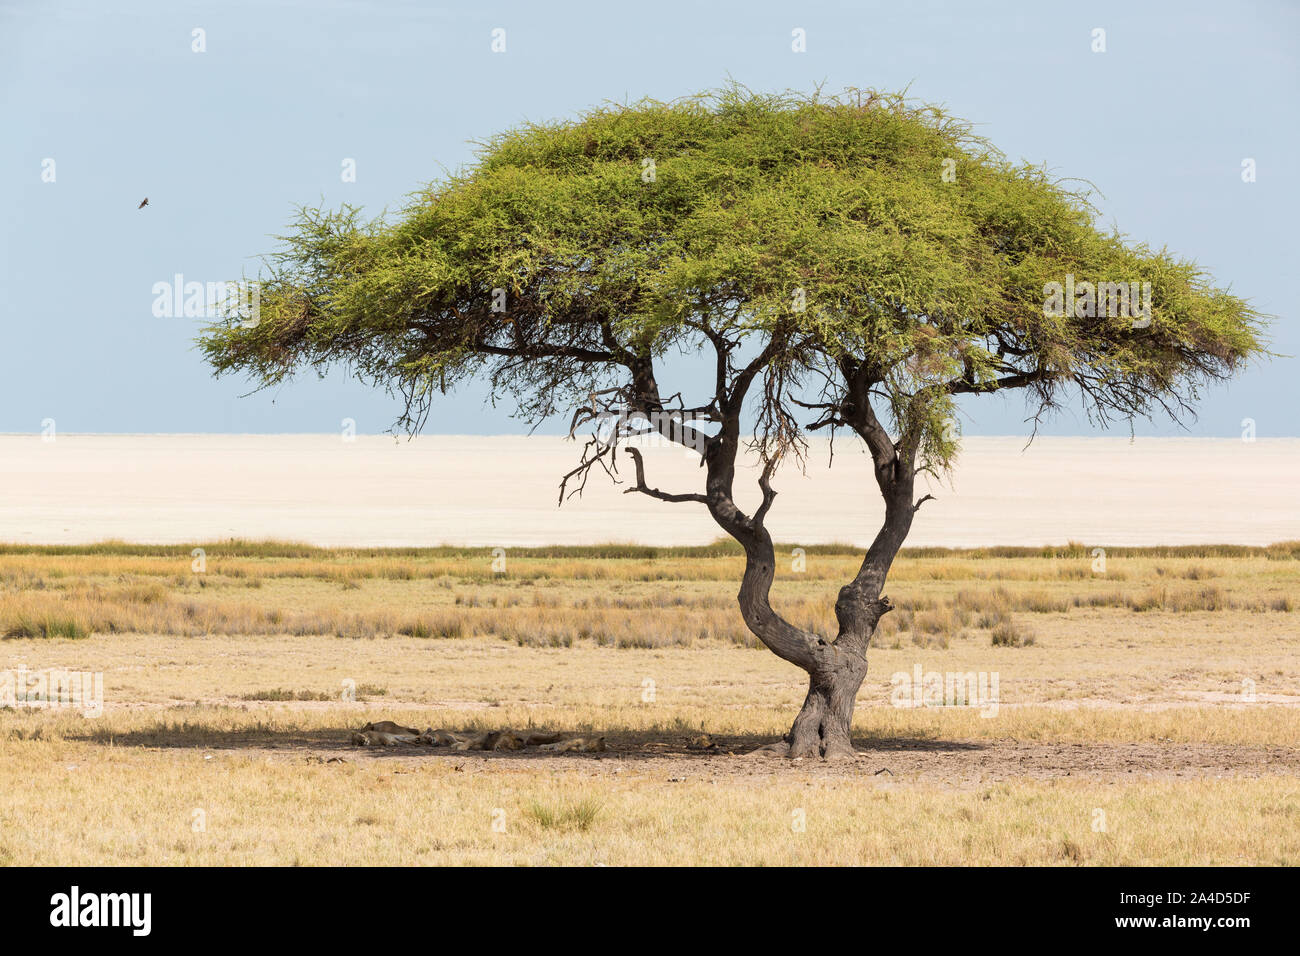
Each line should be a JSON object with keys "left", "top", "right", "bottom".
{"left": 203, "top": 86, "right": 1264, "bottom": 475}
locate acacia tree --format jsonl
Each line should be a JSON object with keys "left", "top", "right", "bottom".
{"left": 202, "top": 89, "right": 1264, "bottom": 759}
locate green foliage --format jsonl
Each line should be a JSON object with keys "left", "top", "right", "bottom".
{"left": 201, "top": 87, "right": 1266, "bottom": 470}
{"left": 3, "top": 615, "right": 89, "bottom": 640}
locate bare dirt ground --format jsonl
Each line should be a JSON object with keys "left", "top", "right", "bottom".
{"left": 72, "top": 723, "right": 1300, "bottom": 788}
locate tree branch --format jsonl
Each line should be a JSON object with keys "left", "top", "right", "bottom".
{"left": 622, "top": 447, "right": 708, "bottom": 504}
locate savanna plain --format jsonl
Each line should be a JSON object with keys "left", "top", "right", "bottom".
{"left": 2, "top": 540, "right": 1298, "bottom": 866}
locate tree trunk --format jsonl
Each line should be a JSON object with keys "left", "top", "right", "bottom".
{"left": 785, "top": 652, "right": 869, "bottom": 759}
{"left": 593, "top": 324, "right": 927, "bottom": 761}
{"left": 688, "top": 362, "right": 918, "bottom": 760}
{"left": 761, "top": 589, "right": 892, "bottom": 759}
{"left": 765, "top": 469, "right": 918, "bottom": 759}
{"left": 720, "top": 470, "right": 905, "bottom": 759}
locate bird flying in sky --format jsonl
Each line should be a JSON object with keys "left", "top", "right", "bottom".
{"left": 137, "top": 198, "right": 148, "bottom": 209}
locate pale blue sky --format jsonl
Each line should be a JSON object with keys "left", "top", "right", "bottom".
{"left": 1, "top": 0, "right": 1296, "bottom": 436}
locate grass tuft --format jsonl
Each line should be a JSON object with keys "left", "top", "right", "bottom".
{"left": 524, "top": 798, "right": 602, "bottom": 832}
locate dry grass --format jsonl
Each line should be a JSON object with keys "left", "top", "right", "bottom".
{"left": 1, "top": 541, "right": 1298, "bottom": 865}
{"left": 2, "top": 541, "right": 1295, "bottom": 650}
{"left": 1, "top": 727, "right": 1296, "bottom": 865}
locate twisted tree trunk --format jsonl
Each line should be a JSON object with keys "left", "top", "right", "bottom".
{"left": 727, "top": 410, "right": 922, "bottom": 759}
{"left": 785, "top": 590, "right": 895, "bottom": 758}
{"left": 727, "top": 498, "right": 910, "bottom": 759}
{"left": 614, "top": 341, "right": 927, "bottom": 759}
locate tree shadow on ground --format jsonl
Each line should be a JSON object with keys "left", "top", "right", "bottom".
{"left": 61, "top": 724, "right": 989, "bottom": 761}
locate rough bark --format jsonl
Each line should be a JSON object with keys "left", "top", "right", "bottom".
{"left": 775, "top": 644, "right": 870, "bottom": 759}
{"left": 754, "top": 590, "right": 895, "bottom": 759}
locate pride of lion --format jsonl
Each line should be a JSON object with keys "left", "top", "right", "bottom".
{"left": 351, "top": 721, "right": 606, "bottom": 753}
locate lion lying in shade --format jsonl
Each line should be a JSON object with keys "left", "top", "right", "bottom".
{"left": 350, "top": 721, "right": 605, "bottom": 753}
